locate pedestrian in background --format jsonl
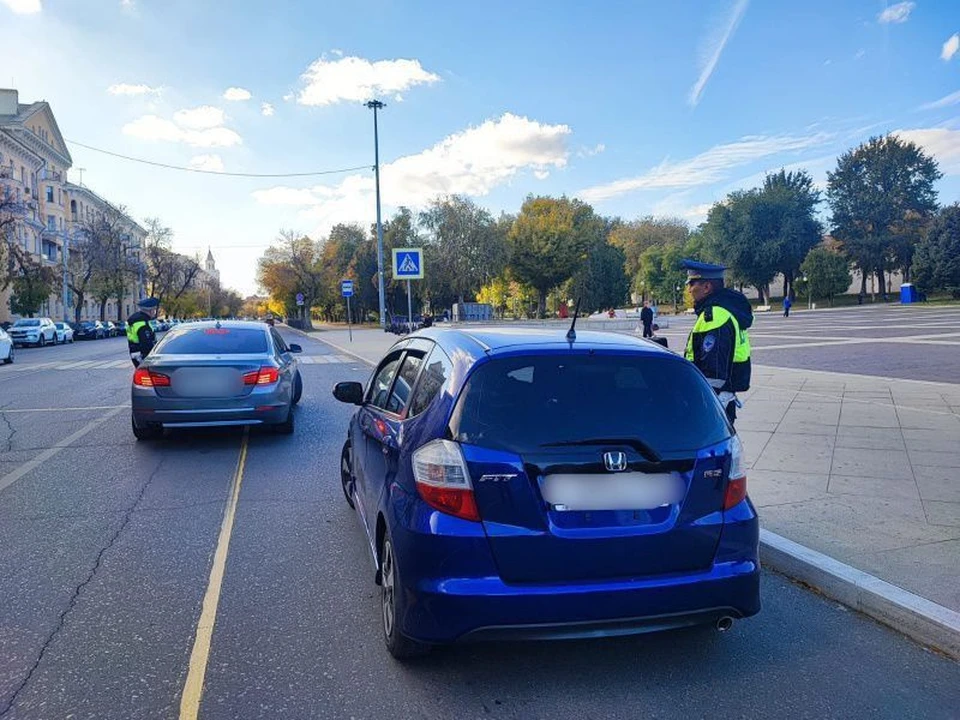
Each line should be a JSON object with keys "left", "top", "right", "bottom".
{"left": 640, "top": 301, "right": 654, "bottom": 338}
{"left": 783, "top": 294, "right": 792, "bottom": 318}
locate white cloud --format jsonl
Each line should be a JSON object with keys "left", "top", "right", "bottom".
{"left": 877, "top": 2, "right": 915, "bottom": 24}
{"left": 894, "top": 127, "right": 960, "bottom": 174}
{"left": 282, "top": 92, "right": 295, "bottom": 102}
{"left": 261, "top": 102, "right": 275, "bottom": 117}
{"left": 122, "top": 115, "right": 242, "bottom": 147}
{"left": 120, "top": 0, "right": 134, "bottom": 7}
{"left": 189, "top": 154, "right": 224, "bottom": 172}
{"left": 534, "top": 170, "right": 550, "bottom": 180}
{"left": 331, "top": 48, "right": 344, "bottom": 57}
{"left": 295, "top": 55, "right": 440, "bottom": 106}
{"left": 942, "top": 34, "right": 959, "bottom": 61}
{"left": 173, "top": 105, "right": 225, "bottom": 130}
{"left": 689, "top": 0, "right": 749, "bottom": 107}
{"left": 223, "top": 87, "right": 252, "bottom": 101}
{"left": 578, "top": 143, "right": 605, "bottom": 158}
{"left": 919, "top": 90, "right": 960, "bottom": 111}
{"left": 1, "top": 0, "right": 41, "bottom": 13}
{"left": 253, "top": 112, "right": 570, "bottom": 230}
{"left": 580, "top": 132, "right": 831, "bottom": 202}
{"left": 107, "top": 83, "right": 162, "bottom": 97}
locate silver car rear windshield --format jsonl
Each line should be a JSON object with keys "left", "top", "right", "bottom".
{"left": 153, "top": 327, "right": 269, "bottom": 355}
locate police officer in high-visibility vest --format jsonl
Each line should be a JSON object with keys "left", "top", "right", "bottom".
{"left": 126, "top": 297, "right": 159, "bottom": 368}
{"left": 682, "top": 260, "right": 753, "bottom": 424}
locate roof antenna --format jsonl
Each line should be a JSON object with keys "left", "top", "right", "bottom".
{"left": 566, "top": 298, "right": 581, "bottom": 342}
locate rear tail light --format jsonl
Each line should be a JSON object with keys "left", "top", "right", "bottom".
{"left": 412, "top": 439, "right": 480, "bottom": 522}
{"left": 133, "top": 368, "right": 171, "bottom": 387}
{"left": 723, "top": 435, "right": 748, "bottom": 510}
{"left": 243, "top": 367, "right": 280, "bottom": 385}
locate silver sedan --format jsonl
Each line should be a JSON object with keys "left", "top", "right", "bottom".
{"left": 131, "top": 320, "right": 303, "bottom": 440}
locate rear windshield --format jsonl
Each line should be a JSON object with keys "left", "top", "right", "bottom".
{"left": 450, "top": 354, "right": 730, "bottom": 456}
{"left": 14, "top": 320, "right": 39, "bottom": 327}
{"left": 153, "top": 327, "right": 268, "bottom": 355}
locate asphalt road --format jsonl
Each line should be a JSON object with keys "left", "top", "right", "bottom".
{"left": 0, "top": 330, "right": 958, "bottom": 719}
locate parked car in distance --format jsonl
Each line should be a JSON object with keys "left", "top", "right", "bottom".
{"left": 115, "top": 321, "right": 127, "bottom": 336}
{"left": 102, "top": 321, "right": 118, "bottom": 337}
{"left": 54, "top": 322, "right": 74, "bottom": 344}
{"left": 74, "top": 321, "right": 103, "bottom": 340}
{"left": 334, "top": 327, "right": 759, "bottom": 659}
{"left": 131, "top": 320, "right": 304, "bottom": 440}
{"left": 0, "top": 326, "right": 14, "bottom": 364}
{"left": 8, "top": 317, "right": 57, "bottom": 347}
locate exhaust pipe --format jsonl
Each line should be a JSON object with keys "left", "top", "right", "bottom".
{"left": 716, "top": 616, "right": 734, "bottom": 632}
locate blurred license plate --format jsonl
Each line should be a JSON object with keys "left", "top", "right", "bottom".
{"left": 176, "top": 370, "right": 235, "bottom": 396}
{"left": 541, "top": 472, "right": 684, "bottom": 511}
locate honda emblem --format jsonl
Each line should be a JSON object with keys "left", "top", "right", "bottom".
{"left": 603, "top": 451, "right": 628, "bottom": 472}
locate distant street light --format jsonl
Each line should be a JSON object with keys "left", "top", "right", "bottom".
{"left": 803, "top": 274, "right": 811, "bottom": 309}
{"left": 365, "top": 99, "right": 387, "bottom": 328}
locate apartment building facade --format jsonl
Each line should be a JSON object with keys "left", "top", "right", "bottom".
{"left": 0, "top": 88, "right": 145, "bottom": 324}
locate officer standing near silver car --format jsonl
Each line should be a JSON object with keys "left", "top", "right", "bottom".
{"left": 126, "top": 297, "right": 159, "bottom": 368}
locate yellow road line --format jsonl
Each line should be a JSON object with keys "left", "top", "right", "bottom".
{"left": 179, "top": 428, "right": 249, "bottom": 720}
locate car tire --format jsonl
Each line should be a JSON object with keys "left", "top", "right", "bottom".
{"left": 340, "top": 442, "right": 355, "bottom": 509}
{"left": 274, "top": 407, "right": 295, "bottom": 434}
{"left": 3, "top": 346, "right": 13, "bottom": 364}
{"left": 380, "top": 532, "right": 430, "bottom": 661}
{"left": 38, "top": 334, "right": 46, "bottom": 348}
{"left": 292, "top": 371, "right": 303, "bottom": 406}
{"left": 131, "top": 415, "right": 162, "bottom": 441}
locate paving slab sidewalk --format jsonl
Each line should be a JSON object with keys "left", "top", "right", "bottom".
{"left": 299, "top": 324, "right": 960, "bottom": 647}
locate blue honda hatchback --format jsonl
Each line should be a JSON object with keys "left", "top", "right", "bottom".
{"left": 333, "top": 327, "right": 760, "bottom": 659}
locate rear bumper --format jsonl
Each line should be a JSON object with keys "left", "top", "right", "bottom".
{"left": 132, "top": 389, "right": 290, "bottom": 428}
{"left": 389, "top": 496, "right": 761, "bottom": 644}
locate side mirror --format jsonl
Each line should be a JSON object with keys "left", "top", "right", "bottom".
{"left": 288, "top": 343, "right": 302, "bottom": 354}
{"left": 333, "top": 381, "right": 364, "bottom": 405}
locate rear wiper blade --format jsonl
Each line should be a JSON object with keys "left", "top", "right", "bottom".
{"left": 541, "top": 438, "right": 661, "bottom": 463}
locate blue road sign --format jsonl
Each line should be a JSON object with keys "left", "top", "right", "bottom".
{"left": 341, "top": 280, "right": 354, "bottom": 297}
{"left": 295, "top": 292, "right": 304, "bottom": 306}
{"left": 392, "top": 247, "right": 424, "bottom": 280}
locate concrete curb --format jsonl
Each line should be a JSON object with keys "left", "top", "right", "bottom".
{"left": 285, "top": 324, "right": 960, "bottom": 661}
{"left": 282, "top": 325, "right": 377, "bottom": 367}
{"left": 760, "top": 529, "right": 960, "bottom": 660}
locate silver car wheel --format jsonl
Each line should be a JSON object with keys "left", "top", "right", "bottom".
{"left": 381, "top": 539, "right": 396, "bottom": 638}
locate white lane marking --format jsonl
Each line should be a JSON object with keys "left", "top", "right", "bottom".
{"left": 0, "top": 407, "right": 125, "bottom": 496}
{"left": 0, "top": 405, "right": 128, "bottom": 414}
{"left": 179, "top": 429, "right": 249, "bottom": 719}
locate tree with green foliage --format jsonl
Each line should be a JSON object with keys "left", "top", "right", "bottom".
{"left": 797, "top": 246, "right": 852, "bottom": 306}
{"left": 563, "top": 233, "right": 629, "bottom": 313}
{"left": 913, "top": 204, "right": 960, "bottom": 298}
{"left": 762, "top": 169, "right": 823, "bottom": 298}
{"left": 419, "top": 196, "right": 506, "bottom": 309}
{"left": 638, "top": 242, "right": 688, "bottom": 310}
{"left": 8, "top": 253, "right": 56, "bottom": 317}
{"left": 508, "top": 196, "right": 599, "bottom": 317}
{"left": 608, "top": 217, "right": 689, "bottom": 294}
{"left": 827, "top": 135, "right": 941, "bottom": 300}
{"left": 701, "top": 192, "right": 780, "bottom": 303}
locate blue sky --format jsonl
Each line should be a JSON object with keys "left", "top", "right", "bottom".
{"left": 2, "top": 0, "right": 959, "bottom": 295}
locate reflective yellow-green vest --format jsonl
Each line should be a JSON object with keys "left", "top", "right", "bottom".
{"left": 127, "top": 320, "right": 148, "bottom": 346}
{"left": 685, "top": 305, "right": 752, "bottom": 392}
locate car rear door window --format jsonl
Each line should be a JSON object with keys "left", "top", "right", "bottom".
{"left": 450, "top": 354, "right": 731, "bottom": 457}
{"left": 385, "top": 352, "right": 424, "bottom": 415}
{"left": 153, "top": 327, "right": 269, "bottom": 355}
{"left": 270, "top": 328, "right": 289, "bottom": 354}
{"left": 408, "top": 346, "right": 453, "bottom": 417}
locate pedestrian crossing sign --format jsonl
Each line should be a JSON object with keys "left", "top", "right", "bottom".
{"left": 392, "top": 247, "right": 424, "bottom": 280}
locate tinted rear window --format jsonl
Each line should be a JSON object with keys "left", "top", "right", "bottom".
{"left": 154, "top": 327, "right": 268, "bottom": 355}
{"left": 450, "top": 354, "right": 730, "bottom": 456}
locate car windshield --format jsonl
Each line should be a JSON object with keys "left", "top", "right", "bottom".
{"left": 450, "top": 354, "right": 730, "bottom": 456}
{"left": 153, "top": 327, "right": 268, "bottom": 355}
{"left": 13, "top": 320, "right": 40, "bottom": 327}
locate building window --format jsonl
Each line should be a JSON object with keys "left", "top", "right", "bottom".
{"left": 47, "top": 215, "right": 56, "bottom": 232}
{"left": 46, "top": 186, "right": 54, "bottom": 202}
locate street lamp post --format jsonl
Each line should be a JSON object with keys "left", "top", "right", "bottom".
{"left": 803, "top": 275, "right": 811, "bottom": 310}
{"left": 675, "top": 284, "right": 681, "bottom": 313}
{"left": 365, "top": 99, "right": 387, "bottom": 329}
